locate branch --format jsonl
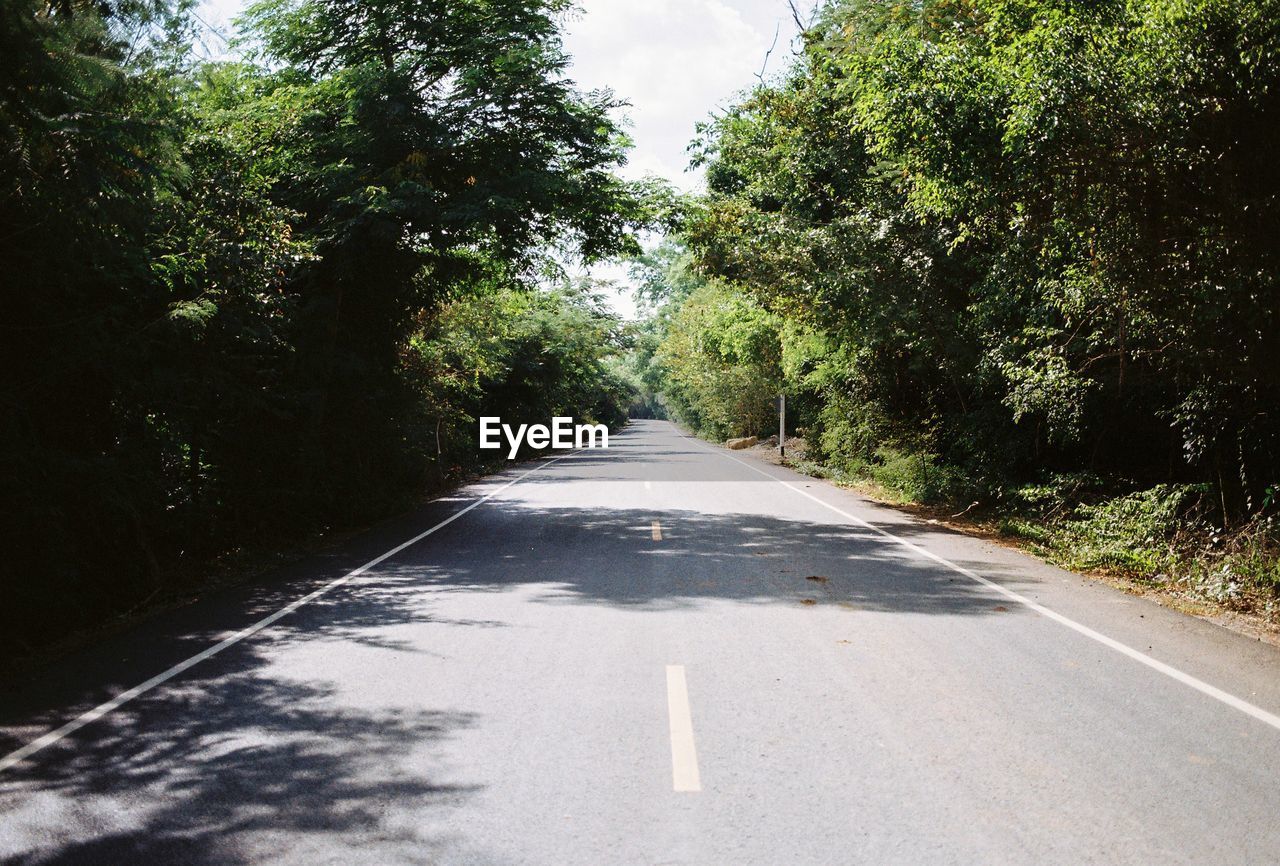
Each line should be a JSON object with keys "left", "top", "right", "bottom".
{"left": 787, "top": 0, "right": 807, "bottom": 33}
{"left": 756, "top": 21, "right": 781, "bottom": 83}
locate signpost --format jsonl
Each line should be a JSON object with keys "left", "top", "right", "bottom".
{"left": 772, "top": 394, "right": 787, "bottom": 457}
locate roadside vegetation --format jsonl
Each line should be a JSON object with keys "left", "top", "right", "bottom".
{"left": 634, "top": 0, "right": 1280, "bottom": 624}
{"left": 6, "top": 0, "right": 1279, "bottom": 663}
{"left": 0, "top": 0, "right": 654, "bottom": 662}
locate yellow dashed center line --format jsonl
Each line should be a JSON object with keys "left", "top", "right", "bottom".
{"left": 651, "top": 519, "right": 663, "bottom": 541}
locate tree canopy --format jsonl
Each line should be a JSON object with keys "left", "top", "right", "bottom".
{"left": 0, "top": 0, "right": 651, "bottom": 660}
{"left": 659, "top": 0, "right": 1280, "bottom": 513}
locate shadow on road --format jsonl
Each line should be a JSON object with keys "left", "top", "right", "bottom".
{"left": 0, "top": 421, "right": 1037, "bottom": 864}
{"left": 0, "top": 560, "right": 504, "bottom": 865}
{"left": 380, "top": 499, "right": 1029, "bottom": 619}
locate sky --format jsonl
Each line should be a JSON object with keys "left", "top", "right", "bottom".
{"left": 193, "top": 0, "right": 807, "bottom": 317}
{"left": 560, "top": 1, "right": 802, "bottom": 192}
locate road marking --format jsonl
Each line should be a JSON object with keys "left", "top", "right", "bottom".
{"left": 666, "top": 665, "right": 701, "bottom": 792}
{"left": 644, "top": 480, "right": 652, "bottom": 491}
{"left": 651, "top": 519, "right": 663, "bottom": 541}
{"left": 695, "top": 435, "right": 1280, "bottom": 735}
{"left": 0, "top": 454, "right": 572, "bottom": 775}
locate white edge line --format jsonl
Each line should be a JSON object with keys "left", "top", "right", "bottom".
{"left": 0, "top": 453, "right": 572, "bottom": 774}
{"left": 690, "top": 432, "right": 1280, "bottom": 734}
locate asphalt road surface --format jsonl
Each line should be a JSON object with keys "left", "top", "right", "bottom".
{"left": 4, "top": 419, "right": 1280, "bottom": 865}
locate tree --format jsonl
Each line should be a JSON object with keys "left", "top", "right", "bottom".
{"left": 676, "top": 0, "right": 1280, "bottom": 518}
{"left": 0, "top": 0, "right": 652, "bottom": 661}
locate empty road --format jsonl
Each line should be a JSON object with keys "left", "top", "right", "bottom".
{"left": 3, "top": 419, "right": 1280, "bottom": 864}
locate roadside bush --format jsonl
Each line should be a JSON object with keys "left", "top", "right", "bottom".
{"left": 1004, "top": 473, "right": 1110, "bottom": 520}
{"left": 861, "top": 447, "right": 967, "bottom": 505}
{"left": 997, "top": 517, "right": 1053, "bottom": 545}
{"left": 1055, "top": 485, "right": 1202, "bottom": 575}
{"left": 1181, "top": 517, "right": 1280, "bottom": 612}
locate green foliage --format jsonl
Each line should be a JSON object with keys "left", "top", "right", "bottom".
{"left": 1182, "top": 518, "right": 1280, "bottom": 608}
{"left": 1055, "top": 484, "right": 1198, "bottom": 574}
{"left": 404, "top": 282, "right": 632, "bottom": 473}
{"left": 0, "top": 0, "right": 648, "bottom": 660}
{"left": 997, "top": 517, "right": 1053, "bottom": 545}
{"left": 611, "top": 323, "right": 668, "bottom": 421}
{"left": 991, "top": 481, "right": 1280, "bottom": 617}
{"left": 865, "top": 448, "right": 969, "bottom": 505}
{"left": 654, "top": 281, "right": 781, "bottom": 440}
{"left": 674, "top": 0, "right": 1280, "bottom": 524}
